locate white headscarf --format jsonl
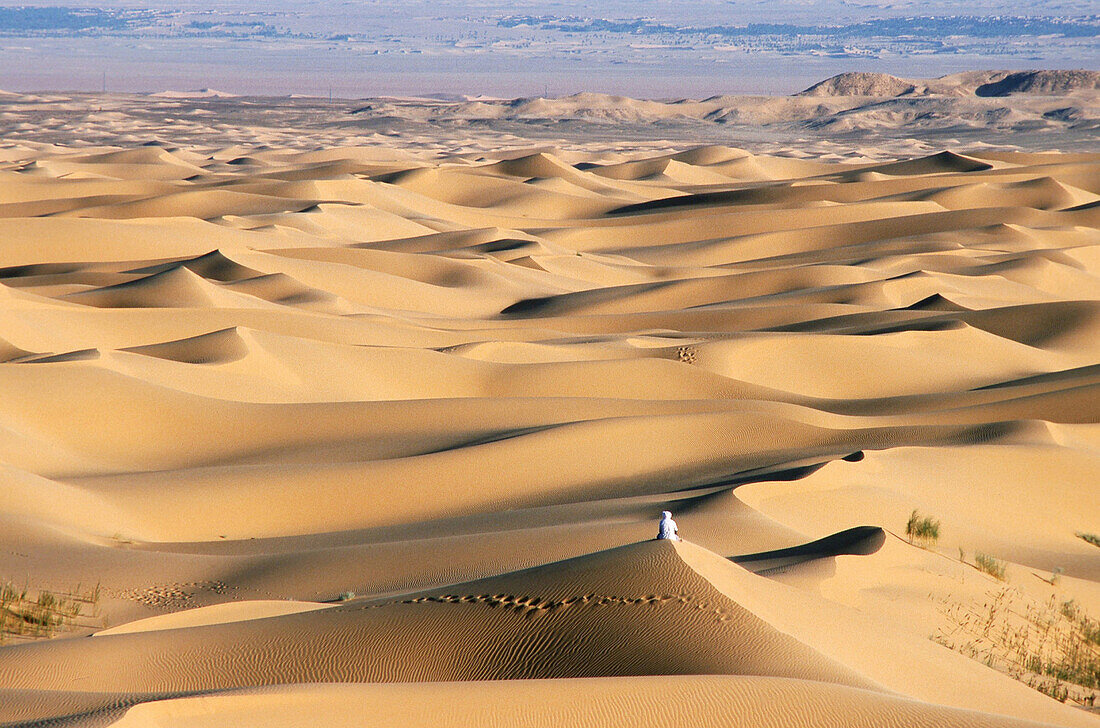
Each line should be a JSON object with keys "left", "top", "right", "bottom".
{"left": 657, "top": 511, "right": 680, "bottom": 541}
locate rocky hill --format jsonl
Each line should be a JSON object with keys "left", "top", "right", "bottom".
{"left": 800, "top": 70, "right": 1100, "bottom": 97}
{"left": 798, "top": 72, "right": 918, "bottom": 97}
{"left": 975, "top": 70, "right": 1100, "bottom": 97}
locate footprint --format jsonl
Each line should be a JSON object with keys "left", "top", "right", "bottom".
{"left": 676, "top": 346, "right": 697, "bottom": 364}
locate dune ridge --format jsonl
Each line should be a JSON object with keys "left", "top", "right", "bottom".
{"left": 0, "top": 136, "right": 1096, "bottom": 727}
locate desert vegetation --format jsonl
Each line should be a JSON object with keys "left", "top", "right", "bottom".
{"left": 905, "top": 510, "right": 941, "bottom": 546}
{"left": 0, "top": 581, "right": 101, "bottom": 642}
{"left": 934, "top": 588, "right": 1100, "bottom": 706}
{"left": 1077, "top": 532, "right": 1100, "bottom": 548}
{"left": 974, "top": 553, "right": 1008, "bottom": 581}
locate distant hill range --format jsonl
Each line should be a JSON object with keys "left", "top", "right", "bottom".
{"left": 0, "top": 68, "right": 1094, "bottom": 152}
{"left": 332, "top": 69, "right": 1100, "bottom": 144}
{"left": 799, "top": 70, "right": 1100, "bottom": 97}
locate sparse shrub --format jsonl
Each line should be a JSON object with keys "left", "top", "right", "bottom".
{"left": 1081, "top": 615, "right": 1100, "bottom": 647}
{"left": 1032, "top": 678, "right": 1070, "bottom": 703}
{"left": 1077, "top": 532, "right": 1100, "bottom": 548}
{"left": 0, "top": 581, "right": 100, "bottom": 642}
{"left": 906, "top": 510, "right": 940, "bottom": 545}
{"left": 933, "top": 589, "right": 1100, "bottom": 704}
{"left": 1035, "top": 652, "right": 1100, "bottom": 691}
{"left": 1026, "top": 654, "right": 1043, "bottom": 673}
{"left": 337, "top": 591, "right": 355, "bottom": 602}
{"left": 974, "top": 552, "right": 1007, "bottom": 580}
{"left": 1051, "top": 567, "right": 1064, "bottom": 587}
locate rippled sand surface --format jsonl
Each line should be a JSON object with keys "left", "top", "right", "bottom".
{"left": 0, "top": 137, "right": 1097, "bottom": 727}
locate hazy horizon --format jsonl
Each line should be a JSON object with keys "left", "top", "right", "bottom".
{"left": 0, "top": 1, "right": 1095, "bottom": 97}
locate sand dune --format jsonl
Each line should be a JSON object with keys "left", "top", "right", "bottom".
{"left": 1, "top": 541, "right": 1093, "bottom": 726}
{"left": 2, "top": 678, "right": 1061, "bottom": 728}
{"left": 0, "top": 135, "right": 1096, "bottom": 727}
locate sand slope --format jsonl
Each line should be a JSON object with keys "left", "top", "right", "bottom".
{"left": 0, "top": 138, "right": 1097, "bottom": 727}
{"left": 1, "top": 541, "right": 1091, "bottom": 727}
{"left": 1, "top": 678, "right": 1058, "bottom": 728}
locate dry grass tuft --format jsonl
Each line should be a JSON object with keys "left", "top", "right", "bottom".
{"left": 906, "top": 510, "right": 940, "bottom": 546}
{"left": 933, "top": 588, "right": 1100, "bottom": 706}
{"left": 974, "top": 553, "right": 1007, "bottom": 581}
{"left": 0, "top": 580, "right": 101, "bottom": 642}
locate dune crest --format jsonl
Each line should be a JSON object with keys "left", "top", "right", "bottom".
{"left": 0, "top": 138, "right": 1097, "bottom": 727}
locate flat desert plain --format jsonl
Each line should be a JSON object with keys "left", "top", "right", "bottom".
{"left": 0, "top": 81, "right": 1098, "bottom": 728}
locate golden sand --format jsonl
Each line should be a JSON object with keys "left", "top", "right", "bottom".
{"left": 0, "top": 140, "right": 1096, "bottom": 727}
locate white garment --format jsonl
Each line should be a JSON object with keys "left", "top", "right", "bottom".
{"left": 657, "top": 511, "right": 680, "bottom": 541}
